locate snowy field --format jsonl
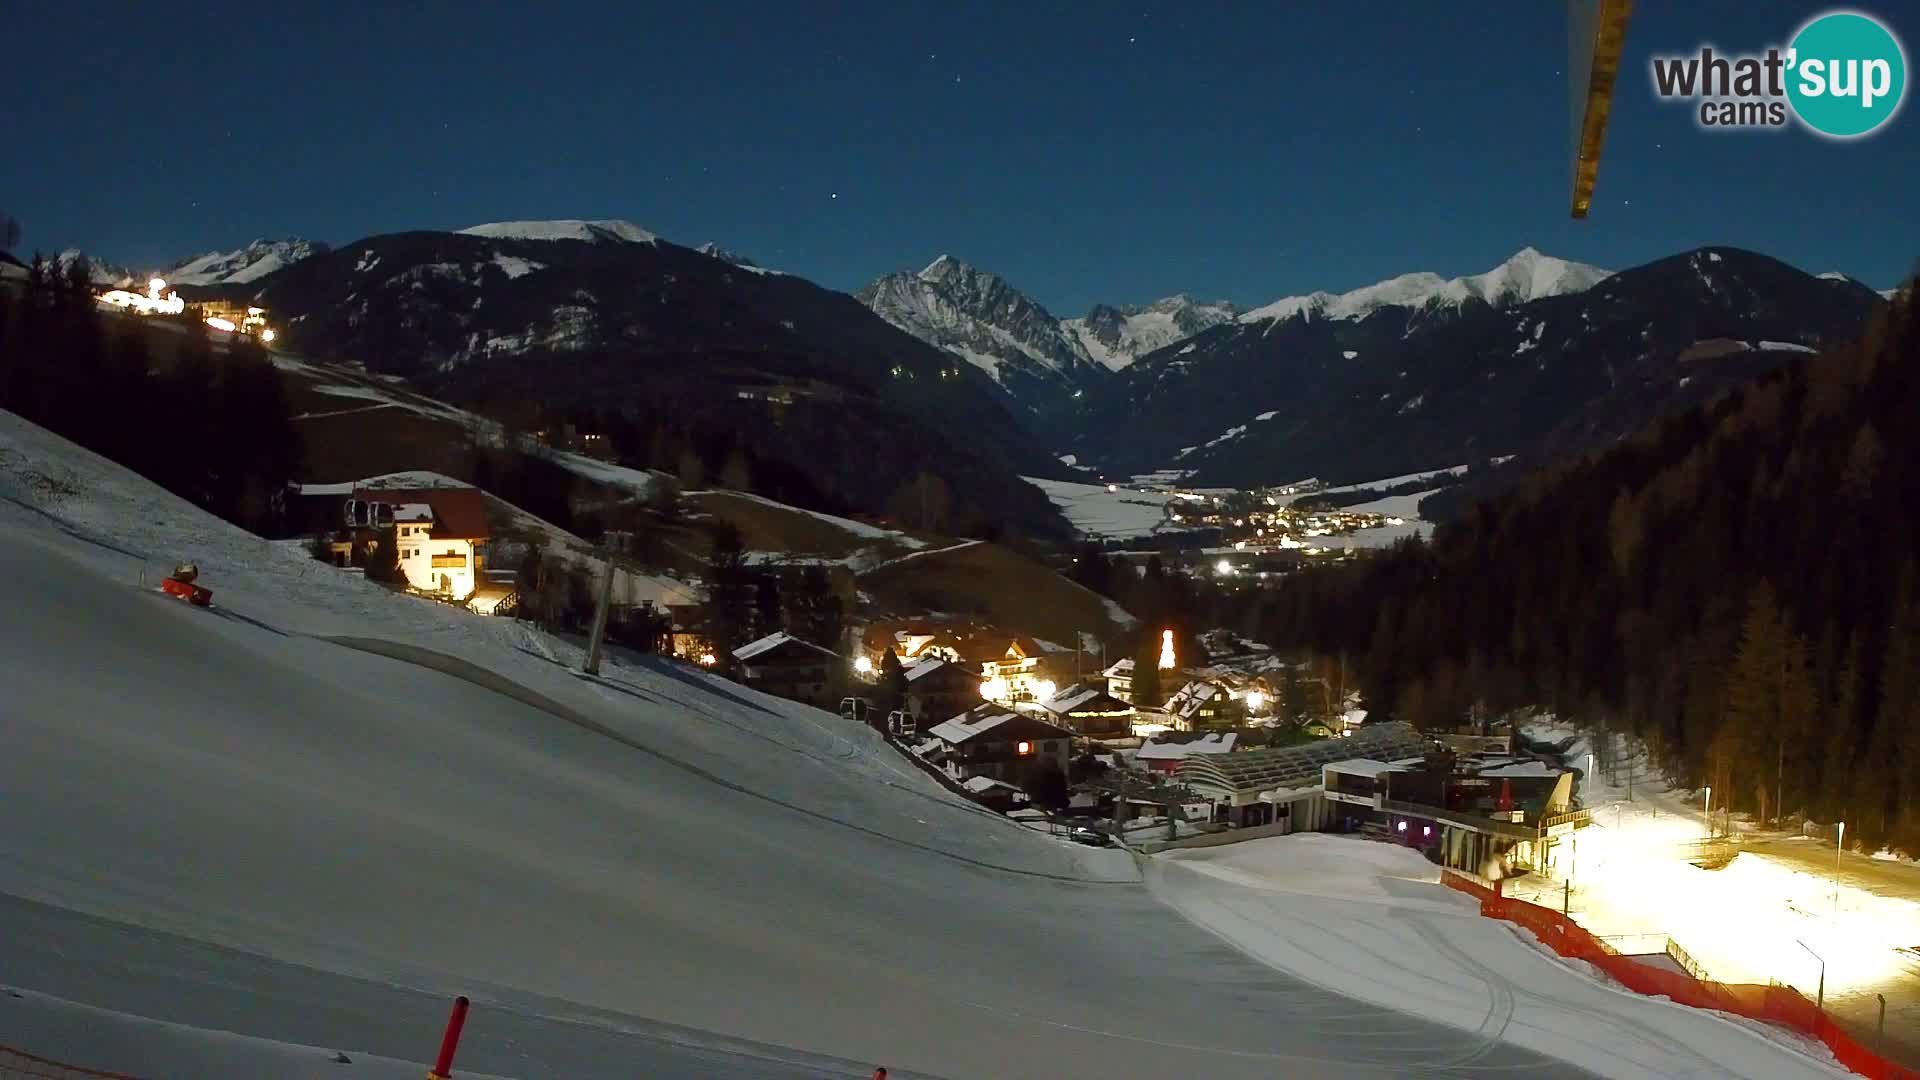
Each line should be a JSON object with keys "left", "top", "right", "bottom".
{"left": 1, "top": 412, "right": 1582, "bottom": 1078}
{"left": 1021, "top": 476, "right": 1176, "bottom": 540}
{"left": 1147, "top": 835, "right": 1849, "bottom": 1080}
{"left": 1516, "top": 720, "right": 1920, "bottom": 1064}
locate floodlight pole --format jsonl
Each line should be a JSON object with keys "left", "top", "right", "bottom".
{"left": 1834, "top": 821, "right": 1845, "bottom": 919}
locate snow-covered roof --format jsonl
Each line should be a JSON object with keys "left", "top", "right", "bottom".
{"left": 929, "top": 707, "right": 1071, "bottom": 747}
{"left": 393, "top": 503, "right": 434, "bottom": 523}
{"left": 1477, "top": 761, "right": 1565, "bottom": 779}
{"left": 1039, "top": 683, "right": 1129, "bottom": 714}
{"left": 732, "top": 632, "right": 838, "bottom": 664}
{"left": 1165, "top": 680, "right": 1225, "bottom": 719}
{"left": 962, "top": 775, "right": 1027, "bottom": 798}
{"left": 1137, "top": 733, "right": 1238, "bottom": 762}
{"left": 1102, "top": 657, "right": 1135, "bottom": 678}
{"left": 903, "top": 657, "right": 954, "bottom": 683}
{"left": 1322, "top": 758, "right": 1408, "bottom": 779}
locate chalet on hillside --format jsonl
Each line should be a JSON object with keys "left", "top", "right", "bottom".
{"left": 1032, "top": 682, "right": 1134, "bottom": 741}
{"left": 734, "top": 632, "right": 842, "bottom": 708}
{"left": 321, "top": 486, "right": 492, "bottom": 600}
{"left": 1165, "top": 680, "right": 1242, "bottom": 731}
{"left": 1102, "top": 657, "right": 1135, "bottom": 703}
{"left": 902, "top": 657, "right": 980, "bottom": 735}
{"left": 928, "top": 705, "right": 1073, "bottom": 787}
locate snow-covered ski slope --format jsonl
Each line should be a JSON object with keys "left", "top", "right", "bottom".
{"left": 1148, "top": 836, "right": 1848, "bottom": 1080}
{"left": 0, "top": 411, "right": 1829, "bottom": 1078}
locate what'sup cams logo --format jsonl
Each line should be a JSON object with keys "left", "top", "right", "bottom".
{"left": 1651, "top": 9, "right": 1906, "bottom": 138}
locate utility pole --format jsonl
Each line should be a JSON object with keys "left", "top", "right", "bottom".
{"left": 584, "top": 531, "right": 626, "bottom": 676}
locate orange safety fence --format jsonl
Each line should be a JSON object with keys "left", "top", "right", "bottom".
{"left": 0, "top": 1047, "right": 141, "bottom": 1080}
{"left": 1439, "top": 869, "right": 1919, "bottom": 1080}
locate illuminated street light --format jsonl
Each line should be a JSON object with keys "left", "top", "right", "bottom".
{"left": 1703, "top": 785, "right": 1712, "bottom": 839}
{"left": 1835, "top": 821, "right": 1845, "bottom": 918}
{"left": 980, "top": 677, "right": 1009, "bottom": 701}
{"left": 1033, "top": 679, "right": 1056, "bottom": 702}
{"left": 1245, "top": 689, "right": 1266, "bottom": 712}
{"left": 854, "top": 655, "right": 873, "bottom": 675}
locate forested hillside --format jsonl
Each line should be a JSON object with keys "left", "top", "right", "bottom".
{"left": 0, "top": 258, "right": 301, "bottom": 534}
{"left": 1252, "top": 282, "right": 1920, "bottom": 854}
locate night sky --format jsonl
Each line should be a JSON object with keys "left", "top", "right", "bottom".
{"left": 8, "top": 1, "right": 1916, "bottom": 312}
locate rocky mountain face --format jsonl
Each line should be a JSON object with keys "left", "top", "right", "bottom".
{"left": 49, "top": 249, "right": 137, "bottom": 287}
{"left": 1062, "top": 248, "right": 1884, "bottom": 490}
{"left": 233, "top": 222, "right": 1070, "bottom": 538}
{"left": 1063, "top": 295, "right": 1241, "bottom": 371}
{"left": 164, "top": 238, "right": 328, "bottom": 285}
{"left": 856, "top": 256, "right": 1110, "bottom": 412}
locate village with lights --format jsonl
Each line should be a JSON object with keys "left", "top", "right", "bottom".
{"left": 96, "top": 275, "right": 278, "bottom": 343}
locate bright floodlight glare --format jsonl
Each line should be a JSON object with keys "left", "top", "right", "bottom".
{"left": 854, "top": 655, "right": 873, "bottom": 675}
{"left": 1246, "top": 689, "right": 1266, "bottom": 711}
{"left": 1034, "top": 679, "right": 1056, "bottom": 702}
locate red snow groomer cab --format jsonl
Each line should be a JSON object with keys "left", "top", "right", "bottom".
{"left": 160, "top": 562, "right": 213, "bottom": 607}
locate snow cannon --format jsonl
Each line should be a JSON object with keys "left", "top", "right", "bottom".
{"left": 161, "top": 563, "right": 213, "bottom": 607}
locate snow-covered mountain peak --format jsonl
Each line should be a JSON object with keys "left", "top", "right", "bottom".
{"left": 165, "top": 238, "right": 327, "bottom": 285}
{"left": 1064, "top": 294, "right": 1243, "bottom": 371}
{"left": 1239, "top": 250, "right": 1611, "bottom": 326}
{"left": 1462, "top": 248, "right": 1612, "bottom": 307}
{"left": 858, "top": 257, "right": 1102, "bottom": 401}
{"left": 918, "top": 253, "right": 965, "bottom": 281}
{"left": 456, "top": 219, "right": 659, "bottom": 245}
{"left": 50, "top": 249, "right": 136, "bottom": 287}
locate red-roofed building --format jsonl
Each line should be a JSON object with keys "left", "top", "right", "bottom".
{"left": 340, "top": 487, "right": 492, "bottom": 599}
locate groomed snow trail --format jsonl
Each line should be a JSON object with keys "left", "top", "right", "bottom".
{"left": 1146, "top": 836, "right": 1850, "bottom": 1080}
{"left": 0, "top": 412, "right": 1577, "bottom": 1078}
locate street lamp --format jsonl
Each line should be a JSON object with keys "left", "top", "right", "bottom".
{"left": 1835, "top": 821, "right": 1846, "bottom": 918}
{"left": 1703, "top": 785, "right": 1713, "bottom": 840}
{"left": 1586, "top": 752, "right": 1594, "bottom": 803}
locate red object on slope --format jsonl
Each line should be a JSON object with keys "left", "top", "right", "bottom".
{"left": 159, "top": 576, "right": 212, "bottom": 607}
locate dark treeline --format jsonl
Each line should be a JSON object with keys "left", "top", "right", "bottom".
{"left": 1248, "top": 286, "right": 1920, "bottom": 854}
{"left": 0, "top": 255, "right": 301, "bottom": 534}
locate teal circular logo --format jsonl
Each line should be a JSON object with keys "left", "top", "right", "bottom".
{"left": 1787, "top": 11, "right": 1907, "bottom": 138}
